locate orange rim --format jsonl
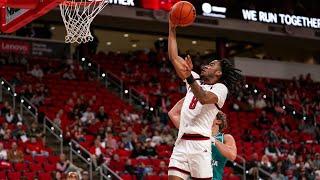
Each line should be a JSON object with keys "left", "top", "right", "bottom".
{"left": 62, "top": 0, "right": 105, "bottom": 6}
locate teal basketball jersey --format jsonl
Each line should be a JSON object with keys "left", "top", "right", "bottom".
{"left": 211, "top": 133, "right": 228, "bottom": 180}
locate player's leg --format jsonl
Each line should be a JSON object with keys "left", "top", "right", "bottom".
{"left": 168, "top": 141, "right": 191, "bottom": 180}
{"left": 188, "top": 140, "right": 213, "bottom": 179}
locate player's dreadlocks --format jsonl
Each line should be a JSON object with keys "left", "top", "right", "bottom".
{"left": 218, "top": 58, "right": 243, "bottom": 93}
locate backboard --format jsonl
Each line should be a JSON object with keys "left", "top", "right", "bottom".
{"left": 0, "top": 0, "right": 64, "bottom": 33}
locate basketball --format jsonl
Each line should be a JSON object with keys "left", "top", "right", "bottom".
{"left": 170, "top": 1, "right": 196, "bottom": 27}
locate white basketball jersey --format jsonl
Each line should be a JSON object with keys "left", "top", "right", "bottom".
{"left": 175, "top": 71, "right": 228, "bottom": 144}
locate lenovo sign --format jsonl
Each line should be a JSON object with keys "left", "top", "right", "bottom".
{"left": 0, "top": 40, "right": 30, "bottom": 54}
{"left": 0, "top": 36, "right": 70, "bottom": 58}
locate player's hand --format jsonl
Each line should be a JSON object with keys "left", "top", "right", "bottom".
{"left": 168, "top": 14, "right": 177, "bottom": 30}
{"left": 172, "top": 58, "right": 191, "bottom": 80}
{"left": 173, "top": 55, "right": 193, "bottom": 80}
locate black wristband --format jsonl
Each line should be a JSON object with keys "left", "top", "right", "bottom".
{"left": 186, "top": 74, "right": 195, "bottom": 84}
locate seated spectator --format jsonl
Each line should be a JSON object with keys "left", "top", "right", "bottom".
{"left": 96, "top": 106, "right": 108, "bottom": 121}
{"left": 29, "top": 64, "right": 44, "bottom": 79}
{"left": 265, "top": 143, "right": 282, "bottom": 159}
{"left": 7, "top": 142, "right": 24, "bottom": 163}
{"left": 161, "top": 129, "right": 174, "bottom": 146}
{"left": 80, "top": 107, "right": 95, "bottom": 124}
{"left": 247, "top": 153, "right": 259, "bottom": 179}
{"left": 81, "top": 171, "right": 90, "bottom": 180}
{"left": 12, "top": 122, "right": 27, "bottom": 141}
{"left": 151, "top": 130, "right": 163, "bottom": 146}
{"left": 0, "top": 101, "right": 10, "bottom": 116}
{"left": 23, "top": 84, "right": 34, "bottom": 99}
{"left": 279, "top": 118, "right": 291, "bottom": 132}
{"left": 255, "top": 94, "right": 267, "bottom": 109}
{"left": 25, "top": 136, "right": 49, "bottom": 157}
{"left": 259, "top": 155, "right": 273, "bottom": 173}
{"left": 109, "top": 154, "right": 123, "bottom": 173}
{"left": 131, "top": 142, "right": 146, "bottom": 159}
{"left": 56, "top": 153, "right": 70, "bottom": 174}
{"left": 62, "top": 68, "right": 76, "bottom": 80}
{"left": 5, "top": 108, "right": 22, "bottom": 124}
{"left": 258, "top": 110, "right": 271, "bottom": 127}
{"left": 0, "top": 142, "right": 7, "bottom": 161}
{"left": 101, "top": 132, "right": 118, "bottom": 150}
{"left": 120, "top": 109, "right": 139, "bottom": 123}
{"left": 124, "top": 159, "right": 136, "bottom": 175}
{"left": 74, "top": 127, "right": 85, "bottom": 143}
{"left": 56, "top": 153, "right": 81, "bottom": 179}
{"left": 64, "top": 98, "right": 74, "bottom": 115}
{"left": 10, "top": 72, "right": 22, "bottom": 86}
{"left": 157, "top": 160, "right": 167, "bottom": 175}
{"left": 90, "top": 139, "right": 106, "bottom": 168}
{"left": 242, "top": 129, "right": 254, "bottom": 142}
{"left": 0, "top": 123, "right": 9, "bottom": 139}
{"left": 27, "top": 122, "right": 43, "bottom": 138}
{"left": 144, "top": 138, "right": 157, "bottom": 158}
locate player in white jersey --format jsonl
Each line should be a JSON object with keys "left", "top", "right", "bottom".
{"left": 167, "top": 19, "right": 242, "bottom": 180}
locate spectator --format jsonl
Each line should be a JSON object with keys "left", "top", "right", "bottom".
{"left": 56, "top": 153, "right": 81, "bottom": 178}
{"left": 25, "top": 136, "right": 49, "bottom": 157}
{"left": 101, "top": 132, "right": 118, "bottom": 150}
{"left": 81, "top": 171, "right": 90, "bottom": 180}
{"left": 0, "top": 101, "right": 10, "bottom": 116}
{"left": 74, "top": 127, "right": 85, "bottom": 142}
{"left": 259, "top": 110, "right": 271, "bottom": 127}
{"left": 157, "top": 160, "right": 167, "bottom": 175}
{"left": 144, "top": 138, "right": 157, "bottom": 158}
{"left": 124, "top": 159, "right": 136, "bottom": 175}
{"left": 90, "top": 139, "right": 106, "bottom": 168}
{"left": 62, "top": 68, "right": 76, "bottom": 80}
{"left": 271, "top": 170, "right": 286, "bottom": 180}
{"left": 247, "top": 153, "right": 260, "bottom": 178}
{"left": 81, "top": 107, "right": 95, "bottom": 124}
{"left": 12, "top": 122, "right": 27, "bottom": 141}
{"left": 151, "top": 130, "right": 163, "bottom": 146}
{"left": 131, "top": 142, "right": 145, "bottom": 158}
{"left": 260, "top": 155, "right": 273, "bottom": 173}
{"left": 0, "top": 142, "right": 7, "bottom": 161}
{"left": 7, "top": 142, "right": 24, "bottom": 163}
{"left": 265, "top": 143, "right": 282, "bottom": 159}
{"left": 27, "top": 122, "right": 43, "bottom": 138}
{"left": 29, "top": 64, "right": 44, "bottom": 79}
{"left": 242, "top": 129, "right": 254, "bottom": 142}
{"left": 255, "top": 94, "right": 267, "bottom": 109}
{"left": 109, "top": 154, "right": 123, "bottom": 173}
{"left": 5, "top": 108, "right": 22, "bottom": 124}
{"left": 96, "top": 106, "right": 108, "bottom": 121}
{"left": 10, "top": 72, "right": 22, "bottom": 86}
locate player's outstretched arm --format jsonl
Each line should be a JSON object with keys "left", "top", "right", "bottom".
{"left": 168, "top": 98, "right": 184, "bottom": 128}
{"left": 168, "top": 20, "right": 192, "bottom": 80}
{"left": 214, "top": 134, "right": 237, "bottom": 161}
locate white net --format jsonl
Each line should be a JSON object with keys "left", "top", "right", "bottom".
{"left": 60, "top": 0, "right": 108, "bottom": 44}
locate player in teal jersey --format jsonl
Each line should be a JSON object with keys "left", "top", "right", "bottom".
{"left": 169, "top": 109, "right": 237, "bottom": 180}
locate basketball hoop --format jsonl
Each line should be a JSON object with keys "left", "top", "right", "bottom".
{"left": 59, "top": 0, "right": 108, "bottom": 44}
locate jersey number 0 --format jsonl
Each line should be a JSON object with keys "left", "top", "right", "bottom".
{"left": 189, "top": 96, "right": 198, "bottom": 109}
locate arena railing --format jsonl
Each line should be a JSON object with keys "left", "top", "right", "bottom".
{"left": 78, "top": 57, "right": 150, "bottom": 110}
{"left": 0, "top": 77, "right": 63, "bottom": 154}
{"left": 100, "top": 164, "right": 122, "bottom": 180}
{"left": 69, "top": 140, "right": 94, "bottom": 180}
{"left": 0, "top": 78, "right": 16, "bottom": 109}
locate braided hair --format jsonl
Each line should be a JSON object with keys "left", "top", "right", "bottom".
{"left": 218, "top": 58, "right": 243, "bottom": 93}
